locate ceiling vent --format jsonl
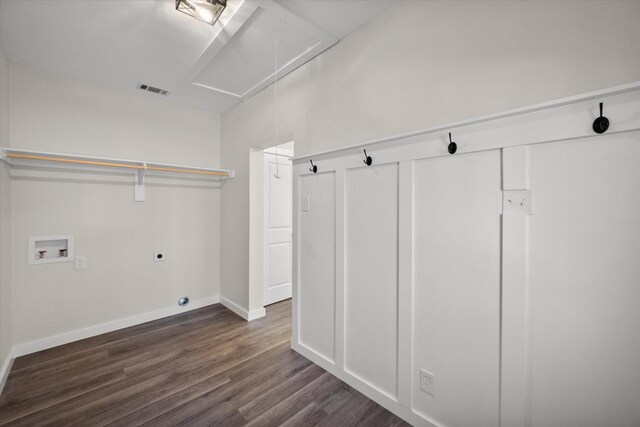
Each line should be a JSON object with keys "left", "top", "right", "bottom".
{"left": 138, "top": 84, "right": 169, "bottom": 96}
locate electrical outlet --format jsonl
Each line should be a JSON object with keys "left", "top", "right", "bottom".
{"left": 74, "top": 256, "right": 86, "bottom": 270}
{"left": 420, "top": 369, "right": 434, "bottom": 396}
{"left": 153, "top": 252, "right": 166, "bottom": 262}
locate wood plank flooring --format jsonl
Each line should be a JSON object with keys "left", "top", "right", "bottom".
{"left": 0, "top": 300, "right": 409, "bottom": 426}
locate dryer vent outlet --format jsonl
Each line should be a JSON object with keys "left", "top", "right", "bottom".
{"left": 178, "top": 297, "right": 189, "bottom": 306}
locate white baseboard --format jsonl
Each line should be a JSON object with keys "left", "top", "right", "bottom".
{"left": 12, "top": 295, "right": 220, "bottom": 358}
{"left": 0, "top": 348, "right": 14, "bottom": 395}
{"left": 220, "top": 296, "right": 265, "bottom": 321}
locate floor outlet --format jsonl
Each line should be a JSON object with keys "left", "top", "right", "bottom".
{"left": 420, "top": 369, "right": 434, "bottom": 396}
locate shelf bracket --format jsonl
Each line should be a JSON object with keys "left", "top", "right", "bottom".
{"left": 135, "top": 165, "right": 146, "bottom": 202}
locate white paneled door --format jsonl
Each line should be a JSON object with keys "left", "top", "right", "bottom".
{"left": 264, "top": 151, "right": 293, "bottom": 305}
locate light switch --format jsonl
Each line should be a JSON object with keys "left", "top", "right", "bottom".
{"left": 74, "top": 256, "right": 86, "bottom": 270}
{"left": 301, "top": 197, "right": 310, "bottom": 212}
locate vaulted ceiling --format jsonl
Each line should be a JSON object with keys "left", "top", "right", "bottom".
{"left": 0, "top": 0, "right": 390, "bottom": 113}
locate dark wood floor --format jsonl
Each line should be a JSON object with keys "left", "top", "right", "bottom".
{"left": 0, "top": 300, "right": 409, "bottom": 426}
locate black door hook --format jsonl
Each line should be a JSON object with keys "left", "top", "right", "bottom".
{"left": 309, "top": 160, "right": 317, "bottom": 173}
{"left": 592, "top": 102, "right": 609, "bottom": 134}
{"left": 363, "top": 149, "right": 372, "bottom": 166}
{"left": 448, "top": 132, "right": 457, "bottom": 154}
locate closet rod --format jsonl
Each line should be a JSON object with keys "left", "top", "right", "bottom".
{"left": 5, "top": 153, "right": 231, "bottom": 177}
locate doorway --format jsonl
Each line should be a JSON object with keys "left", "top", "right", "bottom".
{"left": 263, "top": 142, "right": 293, "bottom": 305}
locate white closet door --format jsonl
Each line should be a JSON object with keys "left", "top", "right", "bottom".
{"left": 413, "top": 150, "right": 502, "bottom": 427}
{"left": 345, "top": 163, "right": 399, "bottom": 399}
{"left": 264, "top": 152, "right": 292, "bottom": 305}
{"left": 298, "top": 172, "right": 336, "bottom": 362}
{"left": 527, "top": 134, "right": 640, "bottom": 427}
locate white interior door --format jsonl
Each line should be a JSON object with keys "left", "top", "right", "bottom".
{"left": 264, "top": 149, "right": 293, "bottom": 305}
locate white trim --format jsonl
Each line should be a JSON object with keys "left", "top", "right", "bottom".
{"left": 397, "top": 160, "right": 414, "bottom": 407}
{"left": 291, "top": 88, "right": 640, "bottom": 178}
{"left": 0, "top": 348, "right": 14, "bottom": 395}
{"left": 12, "top": 295, "right": 220, "bottom": 357}
{"left": 263, "top": 148, "right": 294, "bottom": 158}
{"left": 500, "top": 146, "right": 531, "bottom": 426}
{"left": 251, "top": 308, "right": 267, "bottom": 322}
{"left": 293, "top": 80, "right": 640, "bottom": 162}
{"left": 334, "top": 168, "right": 345, "bottom": 370}
{"left": 220, "top": 296, "right": 266, "bottom": 321}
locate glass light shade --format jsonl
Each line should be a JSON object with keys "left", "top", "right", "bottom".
{"left": 175, "top": 0, "right": 227, "bottom": 26}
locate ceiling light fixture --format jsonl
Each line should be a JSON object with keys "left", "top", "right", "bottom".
{"left": 175, "top": 0, "right": 226, "bottom": 26}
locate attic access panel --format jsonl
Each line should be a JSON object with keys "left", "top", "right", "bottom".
{"left": 193, "top": 8, "right": 317, "bottom": 97}
{"left": 186, "top": 1, "right": 336, "bottom": 100}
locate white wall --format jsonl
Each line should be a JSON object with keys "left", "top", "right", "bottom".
{"left": 221, "top": 0, "right": 640, "bottom": 313}
{"left": 7, "top": 63, "right": 222, "bottom": 348}
{"left": 221, "top": 68, "right": 306, "bottom": 311}
{"left": 0, "top": 45, "right": 13, "bottom": 383}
